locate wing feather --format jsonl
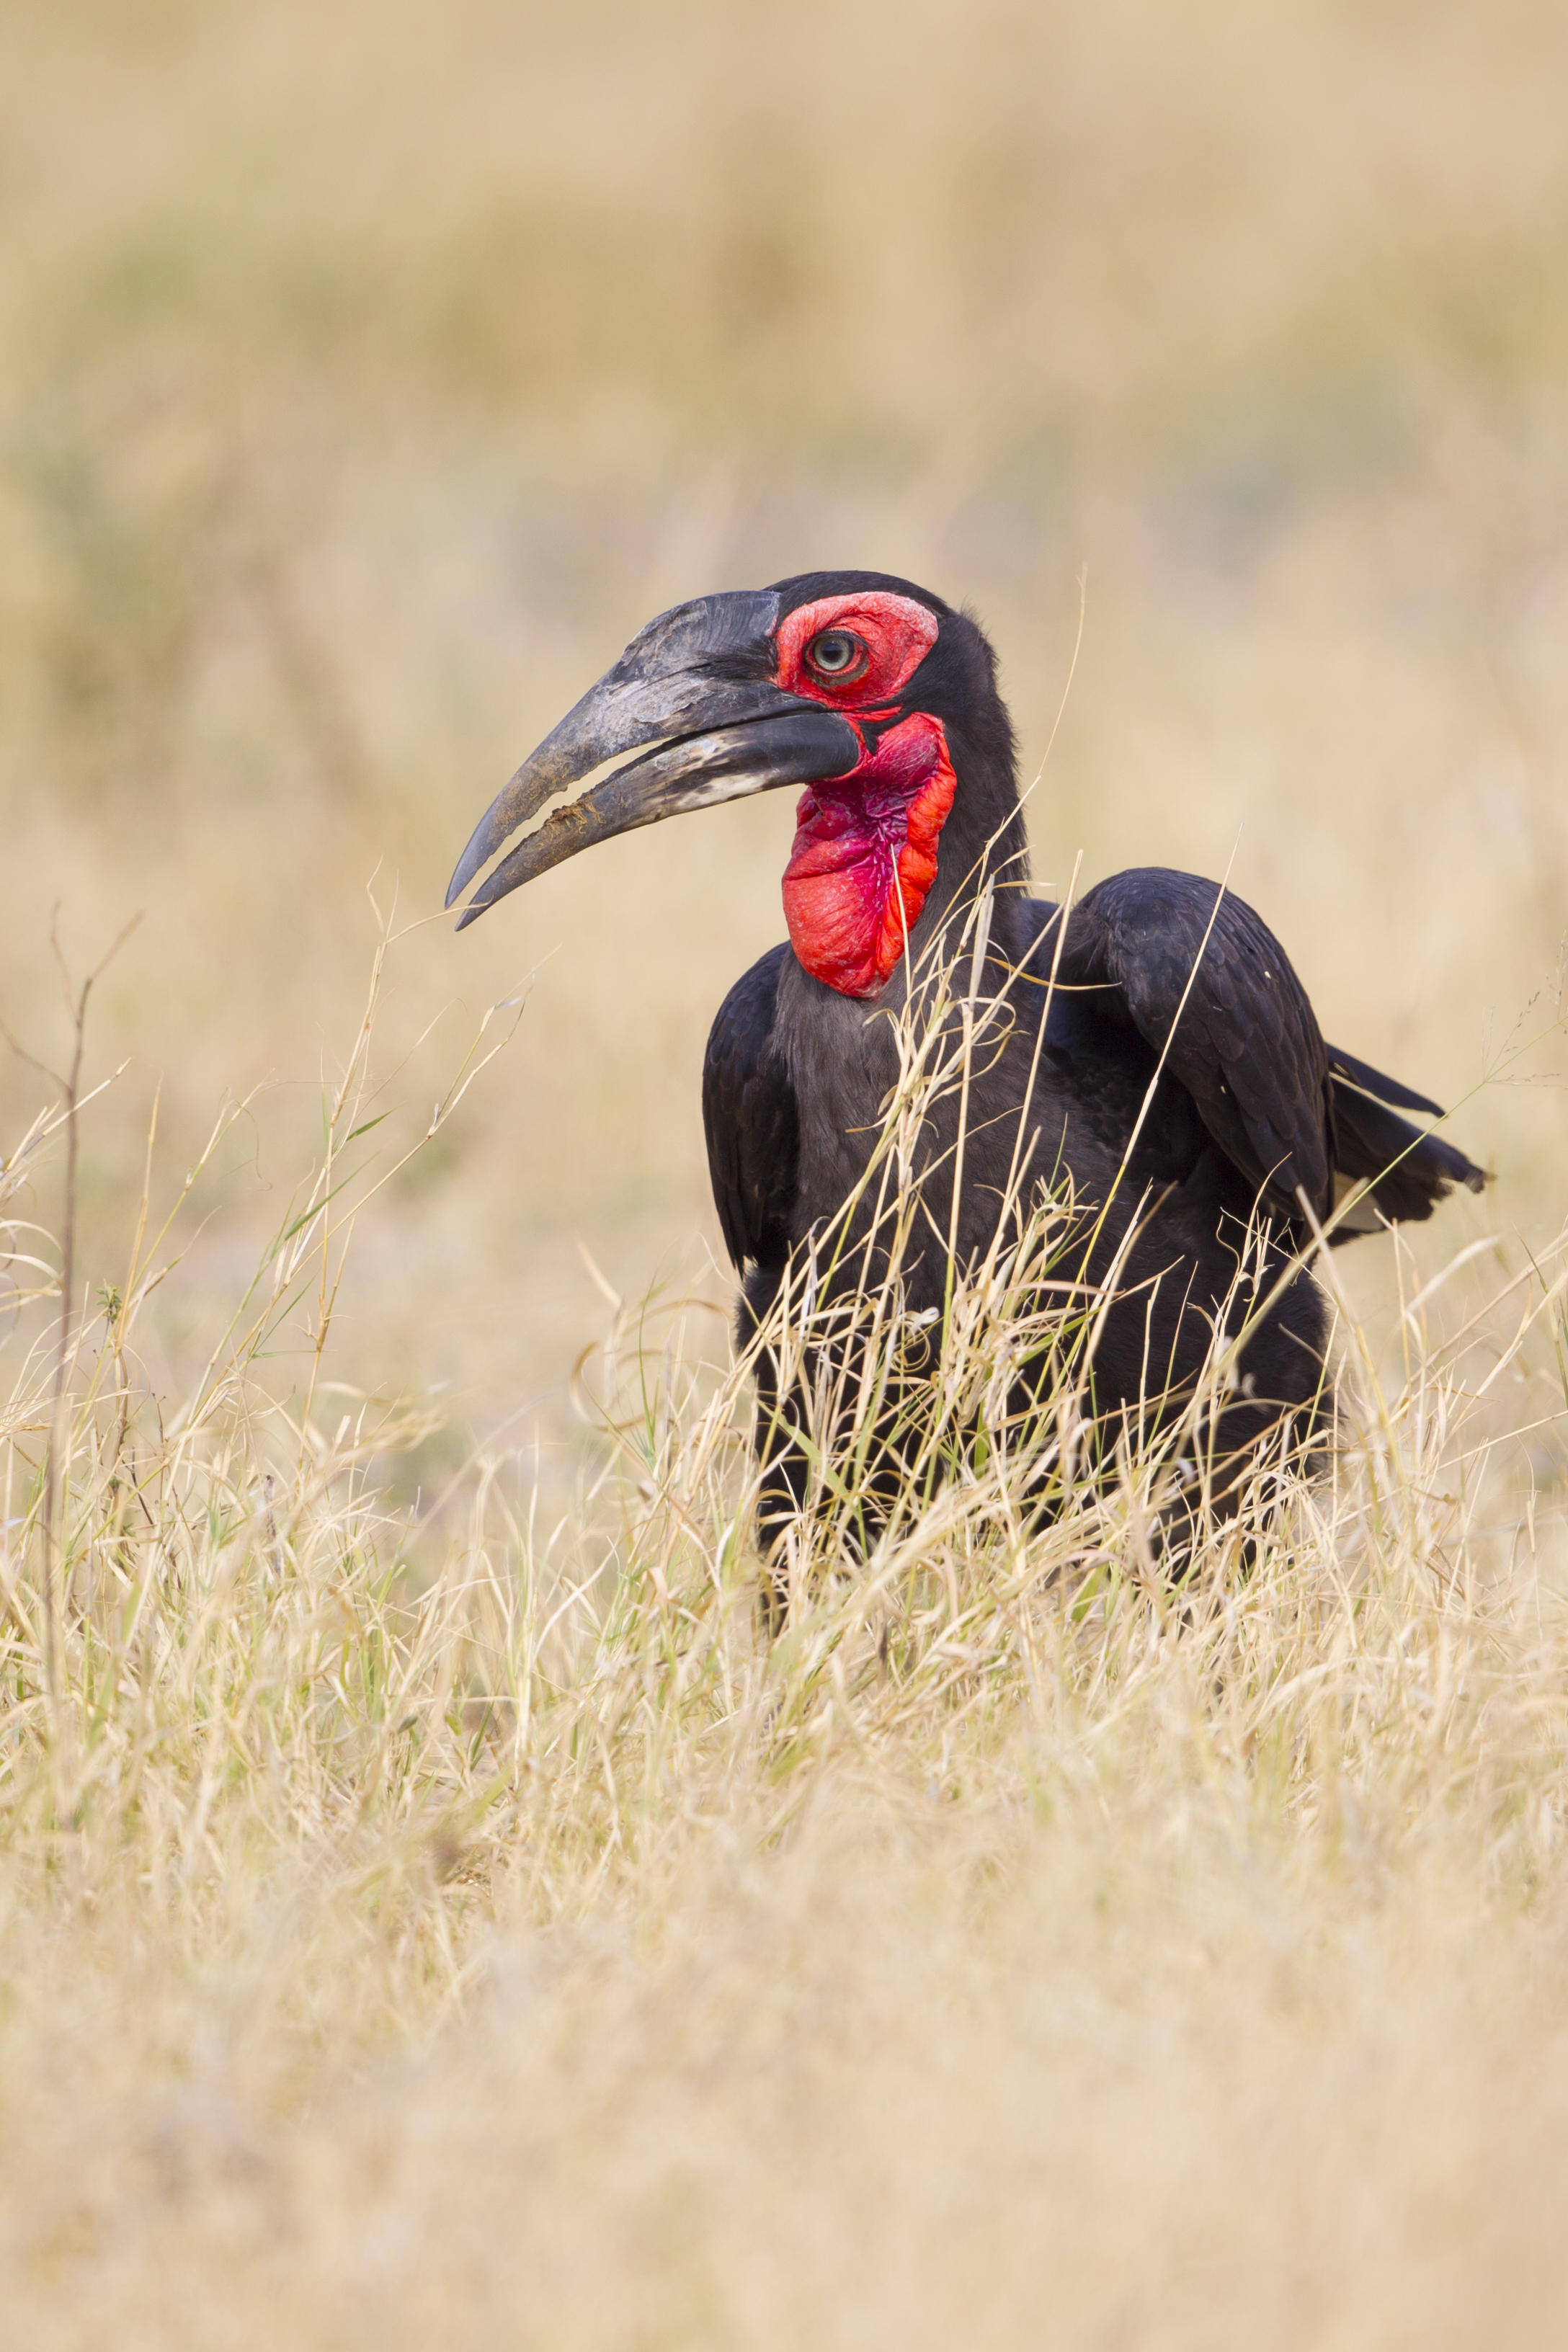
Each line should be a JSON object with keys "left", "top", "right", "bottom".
{"left": 1061, "top": 869, "right": 1333, "bottom": 1215}
{"left": 701, "top": 944, "right": 799, "bottom": 1272}
{"left": 1055, "top": 871, "right": 1488, "bottom": 1231}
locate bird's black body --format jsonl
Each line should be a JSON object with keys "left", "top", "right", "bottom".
{"left": 703, "top": 861, "right": 1471, "bottom": 1552}
{"left": 450, "top": 569, "right": 1487, "bottom": 1572}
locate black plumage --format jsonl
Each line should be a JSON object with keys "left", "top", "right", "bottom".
{"left": 450, "top": 569, "right": 1488, "bottom": 1569}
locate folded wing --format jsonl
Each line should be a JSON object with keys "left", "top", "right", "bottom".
{"left": 701, "top": 945, "right": 800, "bottom": 1273}
{"left": 1059, "top": 870, "right": 1486, "bottom": 1231}
{"left": 1061, "top": 869, "right": 1334, "bottom": 1217}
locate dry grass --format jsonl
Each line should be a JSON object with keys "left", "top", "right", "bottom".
{"left": 2, "top": 0, "right": 1568, "bottom": 2340}
{"left": 1, "top": 916, "right": 1565, "bottom": 2346}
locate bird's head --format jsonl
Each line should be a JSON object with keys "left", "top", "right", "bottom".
{"left": 447, "top": 571, "right": 1023, "bottom": 999}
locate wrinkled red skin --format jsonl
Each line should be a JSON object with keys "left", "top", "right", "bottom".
{"left": 773, "top": 592, "right": 955, "bottom": 999}
{"left": 782, "top": 716, "right": 956, "bottom": 999}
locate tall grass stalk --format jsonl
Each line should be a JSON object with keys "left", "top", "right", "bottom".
{"left": 0, "top": 925, "right": 1560, "bottom": 2342}
{"left": 0, "top": 922, "right": 1557, "bottom": 1963}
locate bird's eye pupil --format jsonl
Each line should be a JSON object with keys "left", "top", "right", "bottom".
{"left": 809, "top": 631, "right": 860, "bottom": 676}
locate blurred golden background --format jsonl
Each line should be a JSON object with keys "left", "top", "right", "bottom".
{"left": 3, "top": 0, "right": 1564, "bottom": 1443}
{"left": 8, "top": 16, "right": 1568, "bottom": 2343}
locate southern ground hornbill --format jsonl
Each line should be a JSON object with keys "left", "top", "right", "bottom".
{"left": 448, "top": 571, "right": 1486, "bottom": 1568}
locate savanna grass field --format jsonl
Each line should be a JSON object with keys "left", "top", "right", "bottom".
{"left": 3, "top": 3, "right": 1568, "bottom": 2342}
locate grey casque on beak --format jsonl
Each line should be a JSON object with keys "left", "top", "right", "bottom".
{"left": 447, "top": 587, "right": 857, "bottom": 926}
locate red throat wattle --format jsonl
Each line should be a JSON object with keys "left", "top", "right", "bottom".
{"left": 781, "top": 712, "right": 956, "bottom": 999}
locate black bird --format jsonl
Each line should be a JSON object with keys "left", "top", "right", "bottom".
{"left": 448, "top": 572, "right": 1486, "bottom": 1557}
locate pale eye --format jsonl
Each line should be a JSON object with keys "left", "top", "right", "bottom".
{"left": 806, "top": 628, "right": 869, "bottom": 683}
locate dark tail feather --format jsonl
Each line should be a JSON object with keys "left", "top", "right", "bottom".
{"left": 1327, "top": 1046, "right": 1489, "bottom": 1237}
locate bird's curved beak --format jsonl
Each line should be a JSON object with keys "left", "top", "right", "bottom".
{"left": 446, "top": 588, "right": 860, "bottom": 930}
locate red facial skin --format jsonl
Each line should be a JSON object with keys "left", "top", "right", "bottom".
{"left": 774, "top": 592, "right": 955, "bottom": 1000}
{"left": 775, "top": 591, "right": 940, "bottom": 713}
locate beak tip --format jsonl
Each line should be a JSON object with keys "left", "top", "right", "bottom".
{"left": 445, "top": 847, "right": 484, "bottom": 909}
